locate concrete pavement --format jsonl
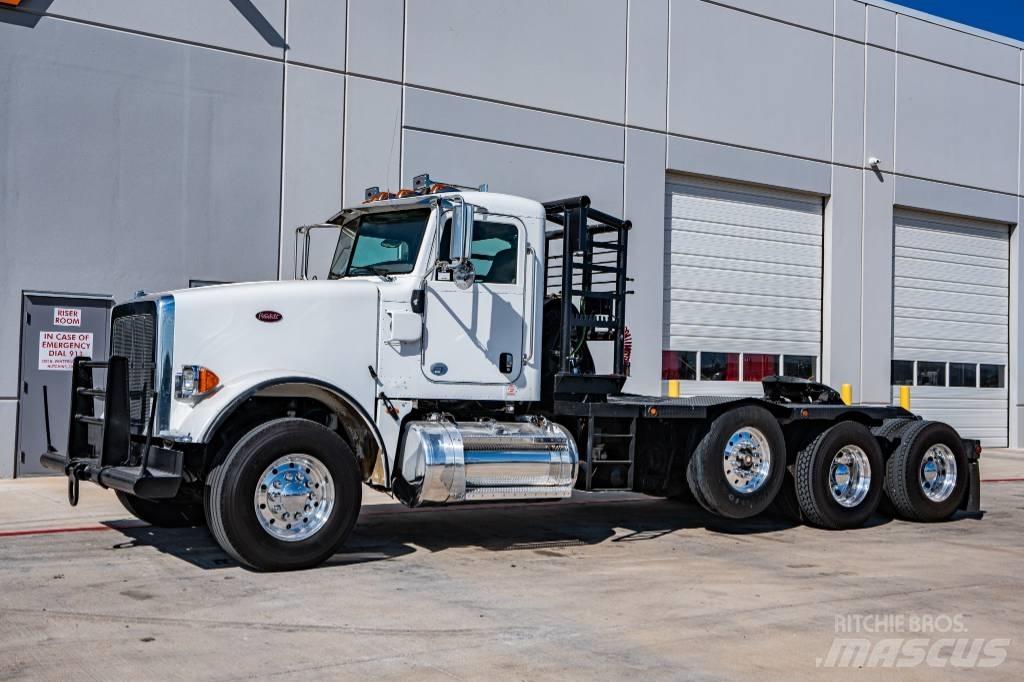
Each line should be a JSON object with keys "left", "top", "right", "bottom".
{"left": 0, "top": 451, "right": 1021, "bottom": 680}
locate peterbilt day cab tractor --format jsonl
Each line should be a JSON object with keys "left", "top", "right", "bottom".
{"left": 42, "top": 174, "right": 982, "bottom": 571}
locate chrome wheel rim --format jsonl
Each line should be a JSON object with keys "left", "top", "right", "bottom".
{"left": 828, "top": 445, "right": 872, "bottom": 508}
{"left": 723, "top": 427, "right": 771, "bottom": 494}
{"left": 254, "top": 454, "right": 335, "bottom": 542}
{"left": 920, "top": 444, "right": 957, "bottom": 502}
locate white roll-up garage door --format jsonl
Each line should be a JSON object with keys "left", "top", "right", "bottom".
{"left": 892, "top": 211, "right": 1009, "bottom": 447}
{"left": 663, "top": 175, "right": 824, "bottom": 396}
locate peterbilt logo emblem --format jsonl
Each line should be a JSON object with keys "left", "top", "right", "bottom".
{"left": 255, "top": 310, "right": 283, "bottom": 323}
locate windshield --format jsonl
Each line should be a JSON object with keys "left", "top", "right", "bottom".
{"left": 328, "top": 208, "right": 431, "bottom": 279}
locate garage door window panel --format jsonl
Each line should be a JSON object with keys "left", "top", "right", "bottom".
{"left": 700, "top": 352, "right": 740, "bottom": 381}
{"left": 743, "top": 354, "right": 779, "bottom": 382}
{"left": 783, "top": 355, "right": 817, "bottom": 380}
{"left": 916, "top": 361, "right": 946, "bottom": 387}
{"left": 892, "top": 360, "right": 914, "bottom": 386}
{"left": 980, "top": 364, "right": 1005, "bottom": 389}
{"left": 662, "top": 351, "right": 697, "bottom": 381}
{"left": 949, "top": 363, "right": 977, "bottom": 388}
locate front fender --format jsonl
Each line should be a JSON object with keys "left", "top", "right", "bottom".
{"left": 168, "top": 370, "right": 377, "bottom": 445}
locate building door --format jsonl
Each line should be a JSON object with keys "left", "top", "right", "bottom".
{"left": 16, "top": 293, "right": 112, "bottom": 476}
{"left": 662, "top": 175, "right": 824, "bottom": 396}
{"left": 891, "top": 211, "right": 1010, "bottom": 447}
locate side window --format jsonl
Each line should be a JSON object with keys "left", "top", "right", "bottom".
{"left": 438, "top": 219, "right": 519, "bottom": 284}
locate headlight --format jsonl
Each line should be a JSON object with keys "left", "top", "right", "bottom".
{"left": 175, "top": 365, "right": 220, "bottom": 399}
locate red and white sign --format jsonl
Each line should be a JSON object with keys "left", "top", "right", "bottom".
{"left": 53, "top": 308, "right": 82, "bottom": 327}
{"left": 39, "top": 331, "right": 93, "bottom": 371}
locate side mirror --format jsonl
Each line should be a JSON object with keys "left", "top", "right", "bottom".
{"left": 448, "top": 201, "right": 476, "bottom": 289}
{"left": 452, "top": 260, "right": 476, "bottom": 289}
{"left": 449, "top": 201, "right": 475, "bottom": 262}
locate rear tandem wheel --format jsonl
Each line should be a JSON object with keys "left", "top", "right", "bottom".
{"left": 686, "top": 406, "right": 787, "bottom": 519}
{"left": 793, "top": 421, "right": 884, "bottom": 529}
{"left": 883, "top": 420, "right": 968, "bottom": 522}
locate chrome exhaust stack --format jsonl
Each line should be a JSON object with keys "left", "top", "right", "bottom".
{"left": 399, "top": 417, "right": 579, "bottom": 506}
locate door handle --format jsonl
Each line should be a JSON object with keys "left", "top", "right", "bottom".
{"left": 522, "top": 245, "right": 536, "bottom": 363}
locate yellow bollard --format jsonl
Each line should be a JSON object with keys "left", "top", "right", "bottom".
{"left": 668, "top": 380, "right": 681, "bottom": 398}
{"left": 899, "top": 385, "right": 911, "bottom": 411}
{"left": 840, "top": 383, "right": 853, "bottom": 406}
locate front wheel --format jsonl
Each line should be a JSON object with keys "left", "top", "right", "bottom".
{"left": 206, "top": 418, "right": 362, "bottom": 571}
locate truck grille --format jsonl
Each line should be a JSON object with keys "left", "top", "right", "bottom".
{"left": 111, "top": 311, "right": 156, "bottom": 434}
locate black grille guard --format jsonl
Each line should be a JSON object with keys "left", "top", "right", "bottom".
{"left": 39, "top": 355, "right": 183, "bottom": 503}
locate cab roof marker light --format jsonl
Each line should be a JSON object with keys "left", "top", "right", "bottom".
{"left": 362, "top": 174, "right": 485, "bottom": 203}
{"left": 413, "top": 173, "right": 486, "bottom": 195}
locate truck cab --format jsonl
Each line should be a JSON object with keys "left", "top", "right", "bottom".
{"left": 42, "top": 176, "right": 981, "bottom": 572}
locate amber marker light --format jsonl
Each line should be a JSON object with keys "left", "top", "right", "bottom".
{"left": 175, "top": 365, "right": 221, "bottom": 399}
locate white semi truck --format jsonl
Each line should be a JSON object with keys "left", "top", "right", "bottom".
{"left": 42, "top": 175, "right": 981, "bottom": 571}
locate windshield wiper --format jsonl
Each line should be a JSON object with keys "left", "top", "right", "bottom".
{"left": 348, "top": 265, "right": 394, "bottom": 282}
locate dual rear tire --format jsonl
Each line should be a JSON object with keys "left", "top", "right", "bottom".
{"left": 783, "top": 419, "right": 966, "bottom": 527}
{"left": 687, "top": 408, "right": 967, "bottom": 529}
{"left": 793, "top": 422, "right": 884, "bottom": 529}
{"left": 882, "top": 420, "right": 968, "bottom": 521}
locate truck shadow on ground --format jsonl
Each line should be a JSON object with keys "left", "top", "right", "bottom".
{"left": 103, "top": 495, "right": 816, "bottom": 570}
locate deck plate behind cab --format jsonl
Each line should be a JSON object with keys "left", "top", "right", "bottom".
{"left": 554, "top": 394, "right": 910, "bottom": 422}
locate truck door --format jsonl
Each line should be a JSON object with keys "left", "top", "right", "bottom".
{"left": 422, "top": 215, "right": 526, "bottom": 384}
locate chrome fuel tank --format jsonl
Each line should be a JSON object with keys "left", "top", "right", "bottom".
{"left": 399, "top": 417, "right": 578, "bottom": 506}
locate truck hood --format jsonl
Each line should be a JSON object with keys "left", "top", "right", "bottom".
{"left": 162, "top": 279, "right": 382, "bottom": 437}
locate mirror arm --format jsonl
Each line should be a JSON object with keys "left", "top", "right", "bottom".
{"left": 292, "top": 223, "right": 344, "bottom": 281}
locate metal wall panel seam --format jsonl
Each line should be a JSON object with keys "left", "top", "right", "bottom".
{"left": 893, "top": 17, "right": 899, "bottom": 183}
{"left": 664, "top": 0, "right": 672, "bottom": 142}
{"left": 399, "top": 0, "right": 408, "bottom": 184}
{"left": 0, "top": 5, "right": 285, "bottom": 65}
{"left": 275, "top": 3, "right": 289, "bottom": 279}
{"left": 400, "top": 127, "right": 623, "bottom": 167}
{"left": 340, "top": 0, "right": 349, "bottom": 200}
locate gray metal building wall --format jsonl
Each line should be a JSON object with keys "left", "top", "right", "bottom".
{"left": 2, "top": 0, "right": 1024, "bottom": 476}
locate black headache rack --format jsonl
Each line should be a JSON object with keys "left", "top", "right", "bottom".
{"left": 39, "top": 356, "right": 183, "bottom": 503}
{"left": 543, "top": 196, "right": 632, "bottom": 400}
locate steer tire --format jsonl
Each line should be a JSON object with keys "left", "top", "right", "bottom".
{"left": 884, "top": 420, "right": 967, "bottom": 522}
{"left": 206, "top": 418, "right": 362, "bottom": 571}
{"left": 794, "top": 422, "right": 884, "bottom": 530}
{"left": 115, "top": 490, "right": 205, "bottom": 528}
{"left": 686, "top": 406, "right": 786, "bottom": 519}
